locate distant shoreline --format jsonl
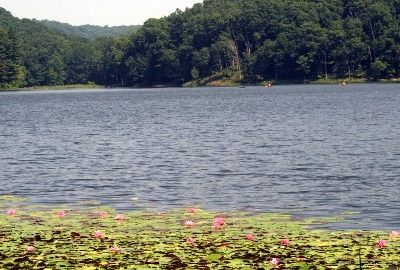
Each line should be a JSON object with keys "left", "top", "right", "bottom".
{"left": 1, "top": 78, "right": 400, "bottom": 92}
{"left": 183, "top": 76, "right": 400, "bottom": 87}
{"left": 0, "top": 84, "right": 105, "bottom": 92}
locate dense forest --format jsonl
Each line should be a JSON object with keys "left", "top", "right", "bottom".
{"left": 0, "top": 7, "right": 131, "bottom": 88}
{"left": 1, "top": 0, "right": 400, "bottom": 89}
{"left": 39, "top": 20, "right": 139, "bottom": 40}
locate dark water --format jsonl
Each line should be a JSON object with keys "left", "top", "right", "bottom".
{"left": 0, "top": 84, "right": 399, "bottom": 230}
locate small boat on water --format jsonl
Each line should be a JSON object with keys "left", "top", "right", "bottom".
{"left": 265, "top": 83, "right": 273, "bottom": 88}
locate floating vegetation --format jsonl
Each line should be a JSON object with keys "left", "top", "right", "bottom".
{"left": 0, "top": 200, "right": 399, "bottom": 269}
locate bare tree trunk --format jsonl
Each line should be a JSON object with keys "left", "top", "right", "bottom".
{"left": 368, "top": 45, "right": 373, "bottom": 64}
{"left": 226, "top": 38, "right": 242, "bottom": 79}
{"left": 218, "top": 52, "right": 223, "bottom": 71}
{"left": 369, "top": 22, "right": 376, "bottom": 60}
{"left": 324, "top": 51, "right": 328, "bottom": 79}
{"left": 245, "top": 40, "right": 252, "bottom": 57}
{"left": 347, "top": 59, "right": 351, "bottom": 80}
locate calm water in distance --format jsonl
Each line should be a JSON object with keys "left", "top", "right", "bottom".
{"left": 0, "top": 84, "right": 399, "bottom": 230}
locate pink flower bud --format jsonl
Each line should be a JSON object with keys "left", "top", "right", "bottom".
{"left": 246, "top": 234, "right": 255, "bottom": 241}
{"left": 376, "top": 239, "right": 388, "bottom": 249}
{"left": 280, "top": 239, "right": 290, "bottom": 246}
{"left": 270, "top": 258, "right": 280, "bottom": 266}
{"left": 188, "top": 208, "right": 197, "bottom": 214}
{"left": 184, "top": 220, "right": 195, "bottom": 228}
{"left": 93, "top": 230, "right": 105, "bottom": 239}
{"left": 56, "top": 210, "right": 66, "bottom": 218}
{"left": 100, "top": 211, "right": 108, "bottom": 218}
{"left": 110, "top": 246, "right": 121, "bottom": 253}
{"left": 7, "top": 209, "right": 16, "bottom": 216}
{"left": 114, "top": 214, "right": 125, "bottom": 221}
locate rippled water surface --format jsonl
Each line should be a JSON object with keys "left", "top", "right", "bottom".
{"left": 0, "top": 85, "right": 399, "bottom": 229}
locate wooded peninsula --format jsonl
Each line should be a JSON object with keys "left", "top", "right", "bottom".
{"left": 1, "top": 0, "right": 400, "bottom": 89}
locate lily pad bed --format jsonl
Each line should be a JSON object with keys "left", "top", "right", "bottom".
{"left": 0, "top": 203, "right": 399, "bottom": 269}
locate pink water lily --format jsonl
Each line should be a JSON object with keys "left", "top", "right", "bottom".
{"left": 213, "top": 223, "right": 223, "bottom": 230}
{"left": 376, "top": 239, "right": 388, "bottom": 249}
{"left": 27, "top": 246, "right": 35, "bottom": 253}
{"left": 187, "top": 237, "right": 195, "bottom": 244}
{"left": 7, "top": 209, "right": 16, "bottom": 216}
{"left": 99, "top": 211, "right": 108, "bottom": 218}
{"left": 246, "top": 233, "right": 255, "bottom": 241}
{"left": 114, "top": 214, "right": 125, "bottom": 221}
{"left": 188, "top": 208, "right": 197, "bottom": 214}
{"left": 270, "top": 258, "right": 280, "bottom": 266}
{"left": 390, "top": 231, "right": 400, "bottom": 238}
{"left": 110, "top": 246, "right": 121, "bottom": 253}
{"left": 56, "top": 210, "right": 66, "bottom": 218}
{"left": 185, "top": 220, "right": 195, "bottom": 228}
{"left": 280, "top": 239, "right": 290, "bottom": 246}
{"left": 93, "top": 230, "right": 105, "bottom": 239}
{"left": 214, "top": 217, "right": 224, "bottom": 225}
{"left": 213, "top": 217, "right": 225, "bottom": 230}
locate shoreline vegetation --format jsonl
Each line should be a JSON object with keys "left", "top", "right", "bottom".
{"left": 0, "top": 197, "right": 399, "bottom": 269}
{"left": 1, "top": 78, "right": 400, "bottom": 92}
{"left": 0, "top": 84, "right": 104, "bottom": 92}
{"left": 183, "top": 75, "right": 400, "bottom": 88}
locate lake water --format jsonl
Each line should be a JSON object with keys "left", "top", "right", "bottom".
{"left": 0, "top": 84, "right": 399, "bottom": 230}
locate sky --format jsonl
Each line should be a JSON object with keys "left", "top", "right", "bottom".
{"left": 0, "top": 0, "right": 203, "bottom": 26}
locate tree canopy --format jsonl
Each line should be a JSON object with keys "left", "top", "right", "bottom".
{"left": 120, "top": 0, "right": 400, "bottom": 86}
{"left": 39, "top": 20, "right": 140, "bottom": 40}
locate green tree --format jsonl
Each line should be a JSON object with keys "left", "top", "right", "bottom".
{"left": 369, "top": 59, "right": 387, "bottom": 80}
{"left": 0, "top": 27, "right": 25, "bottom": 88}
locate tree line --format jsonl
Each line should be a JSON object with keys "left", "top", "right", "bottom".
{"left": 2, "top": 0, "right": 400, "bottom": 89}
{"left": 39, "top": 20, "right": 140, "bottom": 40}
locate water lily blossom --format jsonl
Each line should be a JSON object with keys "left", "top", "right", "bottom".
{"left": 188, "top": 208, "right": 197, "bottom": 214}
{"left": 246, "top": 233, "right": 255, "bottom": 241}
{"left": 110, "top": 246, "right": 121, "bottom": 253}
{"left": 270, "top": 258, "right": 280, "bottom": 266}
{"left": 56, "top": 210, "right": 66, "bottom": 218}
{"left": 213, "top": 217, "right": 225, "bottom": 230}
{"left": 185, "top": 220, "right": 195, "bottom": 228}
{"left": 213, "top": 223, "right": 223, "bottom": 230}
{"left": 114, "top": 214, "right": 125, "bottom": 221}
{"left": 27, "top": 246, "right": 35, "bottom": 253}
{"left": 280, "top": 239, "right": 290, "bottom": 246}
{"left": 376, "top": 239, "right": 388, "bottom": 248}
{"left": 93, "top": 230, "right": 105, "bottom": 239}
{"left": 6, "top": 209, "right": 16, "bottom": 216}
{"left": 214, "top": 217, "right": 224, "bottom": 225}
{"left": 187, "top": 237, "right": 195, "bottom": 244}
{"left": 390, "top": 231, "right": 400, "bottom": 238}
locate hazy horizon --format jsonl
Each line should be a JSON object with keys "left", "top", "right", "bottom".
{"left": 0, "top": 0, "right": 203, "bottom": 26}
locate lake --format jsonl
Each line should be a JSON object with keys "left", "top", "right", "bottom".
{"left": 0, "top": 84, "right": 399, "bottom": 230}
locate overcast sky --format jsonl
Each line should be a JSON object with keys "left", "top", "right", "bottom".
{"left": 0, "top": 0, "right": 203, "bottom": 26}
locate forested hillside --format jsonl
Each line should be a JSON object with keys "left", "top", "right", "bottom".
{"left": 0, "top": 7, "right": 129, "bottom": 88}
{"left": 39, "top": 20, "right": 139, "bottom": 39}
{"left": 121, "top": 0, "right": 400, "bottom": 86}
{"left": 1, "top": 0, "right": 400, "bottom": 89}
